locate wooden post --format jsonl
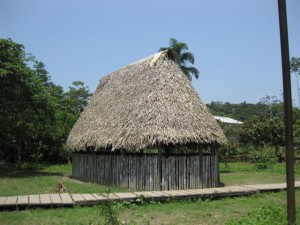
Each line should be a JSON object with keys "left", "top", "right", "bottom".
{"left": 198, "top": 144, "right": 203, "bottom": 188}
{"left": 278, "top": 0, "right": 296, "bottom": 223}
{"left": 158, "top": 147, "right": 163, "bottom": 190}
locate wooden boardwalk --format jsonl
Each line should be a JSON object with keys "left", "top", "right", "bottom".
{"left": 0, "top": 181, "right": 299, "bottom": 210}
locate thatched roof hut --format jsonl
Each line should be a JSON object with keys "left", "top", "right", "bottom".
{"left": 67, "top": 50, "right": 226, "bottom": 152}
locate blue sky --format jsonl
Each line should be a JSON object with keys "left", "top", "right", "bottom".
{"left": 1, "top": 0, "right": 300, "bottom": 104}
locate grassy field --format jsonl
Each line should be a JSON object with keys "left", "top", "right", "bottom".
{"left": 0, "top": 162, "right": 300, "bottom": 225}
{"left": 0, "top": 163, "right": 127, "bottom": 196}
{"left": 220, "top": 162, "right": 300, "bottom": 186}
{"left": 1, "top": 162, "right": 299, "bottom": 197}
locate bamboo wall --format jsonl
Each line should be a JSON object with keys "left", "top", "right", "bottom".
{"left": 72, "top": 152, "right": 219, "bottom": 191}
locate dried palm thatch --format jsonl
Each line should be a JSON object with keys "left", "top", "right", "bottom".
{"left": 67, "top": 50, "right": 226, "bottom": 152}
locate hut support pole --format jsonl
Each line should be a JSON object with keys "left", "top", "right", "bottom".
{"left": 158, "top": 147, "right": 163, "bottom": 190}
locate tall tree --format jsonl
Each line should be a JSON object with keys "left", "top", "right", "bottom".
{"left": 0, "top": 38, "right": 36, "bottom": 162}
{"left": 290, "top": 57, "right": 300, "bottom": 107}
{"left": 0, "top": 38, "right": 92, "bottom": 163}
{"left": 60, "top": 81, "right": 92, "bottom": 137}
{"left": 159, "top": 38, "right": 199, "bottom": 81}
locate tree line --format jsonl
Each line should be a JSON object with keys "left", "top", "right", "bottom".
{"left": 0, "top": 38, "right": 92, "bottom": 164}
{"left": 207, "top": 96, "right": 300, "bottom": 166}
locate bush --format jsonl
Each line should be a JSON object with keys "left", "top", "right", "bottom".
{"left": 219, "top": 141, "right": 240, "bottom": 162}
{"left": 250, "top": 147, "right": 277, "bottom": 170}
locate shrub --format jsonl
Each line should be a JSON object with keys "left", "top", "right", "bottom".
{"left": 250, "top": 147, "right": 277, "bottom": 170}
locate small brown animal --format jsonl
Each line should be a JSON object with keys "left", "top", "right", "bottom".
{"left": 56, "top": 181, "right": 67, "bottom": 193}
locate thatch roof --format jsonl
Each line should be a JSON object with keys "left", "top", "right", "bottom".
{"left": 67, "top": 50, "right": 226, "bottom": 152}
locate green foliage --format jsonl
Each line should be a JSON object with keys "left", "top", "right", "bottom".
{"left": 219, "top": 141, "right": 240, "bottom": 162}
{"left": 159, "top": 38, "right": 199, "bottom": 81}
{"left": 290, "top": 57, "right": 300, "bottom": 107}
{"left": 0, "top": 38, "right": 92, "bottom": 164}
{"left": 207, "top": 96, "right": 284, "bottom": 122}
{"left": 250, "top": 147, "right": 277, "bottom": 170}
{"left": 100, "top": 200, "right": 121, "bottom": 225}
{"left": 239, "top": 116, "right": 284, "bottom": 148}
{"left": 225, "top": 206, "right": 291, "bottom": 225}
{"left": 292, "top": 108, "right": 300, "bottom": 151}
{"left": 218, "top": 122, "right": 241, "bottom": 161}
{"left": 291, "top": 57, "right": 300, "bottom": 74}
{"left": 208, "top": 101, "right": 268, "bottom": 121}
{"left": 209, "top": 96, "right": 289, "bottom": 163}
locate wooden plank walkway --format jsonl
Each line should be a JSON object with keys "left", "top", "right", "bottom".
{"left": 0, "top": 181, "right": 299, "bottom": 210}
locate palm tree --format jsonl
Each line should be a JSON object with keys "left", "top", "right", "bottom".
{"left": 159, "top": 38, "right": 199, "bottom": 81}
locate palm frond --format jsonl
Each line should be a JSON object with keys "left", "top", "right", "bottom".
{"left": 159, "top": 38, "right": 199, "bottom": 81}
{"left": 174, "top": 42, "right": 188, "bottom": 56}
{"left": 169, "top": 38, "right": 178, "bottom": 48}
{"left": 187, "top": 66, "right": 200, "bottom": 79}
{"left": 180, "top": 52, "right": 195, "bottom": 65}
{"left": 180, "top": 66, "right": 199, "bottom": 80}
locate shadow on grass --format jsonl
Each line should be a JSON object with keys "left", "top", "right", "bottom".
{"left": 0, "top": 162, "right": 64, "bottom": 178}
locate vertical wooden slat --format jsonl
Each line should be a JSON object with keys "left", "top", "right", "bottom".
{"left": 106, "top": 155, "right": 110, "bottom": 185}
{"left": 173, "top": 156, "right": 176, "bottom": 190}
{"left": 109, "top": 154, "right": 115, "bottom": 186}
{"left": 165, "top": 156, "right": 168, "bottom": 190}
{"left": 188, "top": 156, "right": 191, "bottom": 189}
{"left": 202, "top": 155, "right": 205, "bottom": 188}
{"left": 182, "top": 155, "right": 185, "bottom": 190}
{"left": 175, "top": 155, "right": 178, "bottom": 190}
{"left": 161, "top": 155, "right": 165, "bottom": 190}
{"left": 191, "top": 155, "right": 195, "bottom": 189}
{"left": 186, "top": 155, "right": 190, "bottom": 189}
{"left": 179, "top": 156, "right": 182, "bottom": 190}
{"left": 135, "top": 155, "right": 138, "bottom": 190}
{"left": 175, "top": 156, "right": 180, "bottom": 190}
{"left": 199, "top": 145, "right": 203, "bottom": 189}
{"left": 140, "top": 155, "right": 143, "bottom": 190}
{"left": 138, "top": 155, "right": 142, "bottom": 190}
{"left": 147, "top": 156, "right": 150, "bottom": 191}
{"left": 116, "top": 154, "right": 119, "bottom": 186}
{"left": 169, "top": 156, "right": 172, "bottom": 190}
{"left": 155, "top": 155, "right": 158, "bottom": 190}
{"left": 206, "top": 155, "right": 209, "bottom": 188}
{"left": 129, "top": 155, "right": 132, "bottom": 189}
{"left": 157, "top": 147, "right": 162, "bottom": 190}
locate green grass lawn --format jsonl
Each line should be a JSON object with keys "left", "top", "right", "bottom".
{"left": 1, "top": 162, "right": 299, "bottom": 197}
{"left": 220, "top": 162, "right": 300, "bottom": 186}
{"left": 0, "top": 163, "right": 127, "bottom": 197}
{"left": 0, "top": 162, "right": 300, "bottom": 224}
